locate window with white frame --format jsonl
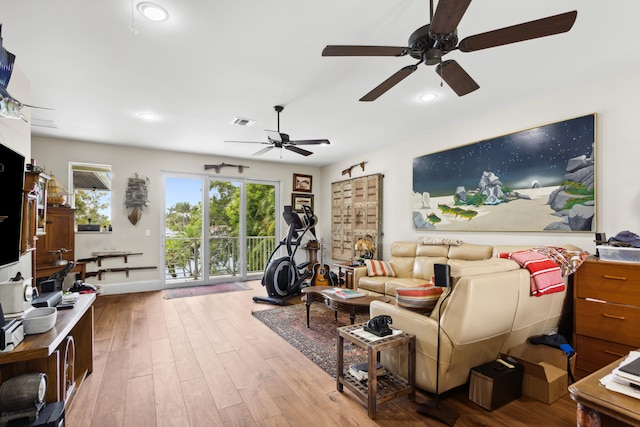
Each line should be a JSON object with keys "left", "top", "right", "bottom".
{"left": 70, "top": 163, "right": 112, "bottom": 231}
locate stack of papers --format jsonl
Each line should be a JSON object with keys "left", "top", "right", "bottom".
{"left": 351, "top": 327, "right": 402, "bottom": 341}
{"left": 62, "top": 292, "right": 79, "bottom": 304}
{"left": 334, "top": 289, "right": 365, "bottom": 299}
{"left": 600, "top": 351, "right": 640, "bottom": 399}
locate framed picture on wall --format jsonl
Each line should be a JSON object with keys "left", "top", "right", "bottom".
{"left": 292, "top": 193, "right": 314, "bottom": 213}
{"left": 293, "top": 173, "right": 312, "bottom": 192}
{"left": 411, "top": 113, "right": 596, "bottom": 232}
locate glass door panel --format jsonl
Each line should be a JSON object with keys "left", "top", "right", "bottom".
{"left": 165, "top": 177, "right": 204, "bottom": 285}
{"left": 246, "top": 182, "right": 277, "bottom": 276}
{"left": 208, "top": 179, "right": 241, "bottom": 280}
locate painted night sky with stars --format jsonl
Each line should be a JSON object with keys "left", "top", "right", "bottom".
{"left": 413, "top": 114, "right": 595, "bottom": 197}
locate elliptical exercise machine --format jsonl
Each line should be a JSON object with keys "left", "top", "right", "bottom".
{"left": 253, "top": 204, "right": 317, "bottom": 305}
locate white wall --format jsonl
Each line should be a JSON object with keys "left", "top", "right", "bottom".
{"left": 31, "top": 138, "right": 322, "bottom": 293}
{"left": 320, "top": 66, "right": 640, "bottom": 261}
{"left": 0, "top": 66, "right": 33, "bottom": 284}
{"left": 28, "top": 64, "right": 640, "bottom": 292}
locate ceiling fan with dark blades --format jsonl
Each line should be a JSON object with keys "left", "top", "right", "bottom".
{"left": 322, "top": 0, "right": 577, "bottom": 100}
{"left": 225, "top": 105, "right": 330, "bottom": 157}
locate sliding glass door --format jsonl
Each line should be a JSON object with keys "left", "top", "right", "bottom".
{"left": 164, "top": 174, "right": 277, "bottom": 287}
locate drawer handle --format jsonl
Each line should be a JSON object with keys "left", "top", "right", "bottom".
{"left": 604, "top": 350, "right": 626, "bottom": 358}
{"left": 603, "top": 274, "right": 627, "bottom": 281}
{"left": 602, "top": 313, "right": 626, "bottom": 320}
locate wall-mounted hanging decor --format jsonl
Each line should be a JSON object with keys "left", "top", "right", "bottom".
{"left": 291, "top": 193, "right": 314, "bottom": 213}
{"left": 125, "top": 173, "right": 150, "bottom": 225}
{"left": 204, "top": 162, "right": 249, "bottom": 173}
{"left": 341, "top": 161, "right": 368, "bottom": 177}
{"left": 412, "top": 114, "right": 595, "bottom": 232}
{"left": 0, "top": 26, "right": 50, "bottom": 121}
{"left": 293, "top": 173, "right": 312, "bottom": 192}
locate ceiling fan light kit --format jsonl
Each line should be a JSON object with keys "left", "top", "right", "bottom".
{"left": 322, "top": 0, "right": 577, "bottom": 101}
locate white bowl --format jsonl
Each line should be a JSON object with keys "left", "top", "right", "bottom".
{"left": 23, "top": 307, "right": 57, "bottom": 334}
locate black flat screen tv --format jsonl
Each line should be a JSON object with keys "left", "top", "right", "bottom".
{"left": 0, "top": 142, "right": 25, "bottom": 268}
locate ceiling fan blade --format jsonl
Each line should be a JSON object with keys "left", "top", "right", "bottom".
{"left": 265, "top": 130, "right": 284, "bottom": 142}
{"left": 360, "top": 64, "right": 418, "bottom": 102}
{"left": 430, "top": 0, "right": 472, "bottom": 35}
{"left": 458, "top": 10, "right": 577, "bottom": 52}
{"left": 435, "top": 60, "right": 479, "bottom": 96}
{"left": 322, "top": 45, "right": 408, "bottom": 57}
{"left": 288, "top": 139, "right": 330, "bottom": 146}
{"left": 252, "top": 146, "right": 274, "bottom": 156}
{"left": 285, "top": 145, "right": 313, "bottom": 156}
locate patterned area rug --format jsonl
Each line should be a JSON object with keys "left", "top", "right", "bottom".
{"left": 164, "top": 282, "right": 251, "bottom": 299}
{"left": 252, "top": 302, "right": 369, "bottom": 377}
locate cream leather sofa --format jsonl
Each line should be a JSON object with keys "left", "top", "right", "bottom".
{"left": 360, "top": 240, "right": 578, "bottom": 394}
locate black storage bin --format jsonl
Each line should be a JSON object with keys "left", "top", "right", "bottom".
{"left": 469, "top": 359, "right": 523, "bottom": 411}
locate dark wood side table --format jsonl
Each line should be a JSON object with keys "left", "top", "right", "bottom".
{"left": 569, "top": 355, "right": 640, "bottom": 426}
{"left": 303, "top": 244, "right": 319, "bottom": 272}
{"left": 334, "top": 263, "right": 360, "bottom": 289}
{"left": 336, "top": 323, "right": 416, "bottom": 419}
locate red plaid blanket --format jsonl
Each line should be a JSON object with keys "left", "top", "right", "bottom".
{"left": 498, "top": 249, "right": 565, "bottom": 296}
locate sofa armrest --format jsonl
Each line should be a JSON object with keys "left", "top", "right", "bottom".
{"left": 352, "top": 266, "right": 368, "bottom": 289}
{"left": 370, "top": 300, "right": 450, "bottom": 393}
{"left": 370, "top": 301, "right": 441, "bottom": 352}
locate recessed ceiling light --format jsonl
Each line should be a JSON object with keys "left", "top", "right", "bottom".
{"left": 418, "top": 93, "right": 438, "bottom": 102}
{"left": 137, "top": 112, "right": 159, "bottom": 121}
{"left": 136, "top": 2, "right": 169, "bottom": 22}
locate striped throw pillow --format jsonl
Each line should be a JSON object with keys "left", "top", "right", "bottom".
{"left": 395, "top": 287, "right": 443, "bottom": 313}
{"left": 365, "top": 259, "right": 395, "bottom": 277}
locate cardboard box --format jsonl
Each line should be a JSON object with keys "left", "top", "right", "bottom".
{"left": 469, "top": 359, "right": 523, "bottom": 410}
{"left": 506, "top": 342, "right": 576, "bottom": 404}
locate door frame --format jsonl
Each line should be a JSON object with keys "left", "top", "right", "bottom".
{"left": 161, "top": 171, "right": 279, "bottom": 288}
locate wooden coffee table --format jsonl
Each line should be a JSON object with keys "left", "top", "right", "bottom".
{"left": 301, "top": 286, "right": 390, "bottom": 328}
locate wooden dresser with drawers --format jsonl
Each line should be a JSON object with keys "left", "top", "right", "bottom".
{"left": 574, "top": 256, "right": 640, "bottom": 378}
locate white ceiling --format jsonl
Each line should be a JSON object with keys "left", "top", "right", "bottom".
{"left": 2, "top": 0, "right": 639, "bottom": 167}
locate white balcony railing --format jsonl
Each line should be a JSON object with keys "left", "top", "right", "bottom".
{"left": 165, "top": 236, "right": 276, "bottom": 281}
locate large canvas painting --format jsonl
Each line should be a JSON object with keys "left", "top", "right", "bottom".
{"left": 412, "top": 114, "right": 595, "bottom": 232}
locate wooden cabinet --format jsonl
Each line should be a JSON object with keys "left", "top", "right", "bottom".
{"left": 21, "top": 189, "right": 37, "bottom": 254}
{"left": 573, "top": 257, "right": 640, "bottom": 377}
{"left": 331, "top": 174, "right": 383, "bottom": 264}
{"left": 0, "top": 294, "right": 95, "bottom": 409}
{"left": 23, "top": 171, "right": 50, "bottom": 236}
{"left": 35, "top": 207, "right": 76, "bottom": 278}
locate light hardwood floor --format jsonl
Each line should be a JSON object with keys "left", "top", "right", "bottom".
{"left": 66, "top": 281, "right": 579, "bottom": 426}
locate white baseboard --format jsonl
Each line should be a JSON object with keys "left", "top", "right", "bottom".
{"left": 97, "top": 280, "right": 163, "bottom": 295}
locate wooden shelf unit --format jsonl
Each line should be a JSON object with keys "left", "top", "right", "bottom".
{"left": 331, "top": 174, "right": 383, "bottom": 264}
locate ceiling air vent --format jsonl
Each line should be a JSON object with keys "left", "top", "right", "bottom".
{"left": 231, "top": 117, "right": 256, "bottom": 127}
{"left": 31, "top": 118, "right": 58, "bottom": 128}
